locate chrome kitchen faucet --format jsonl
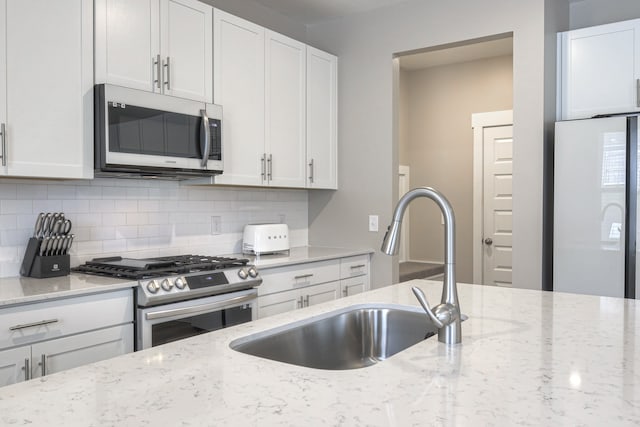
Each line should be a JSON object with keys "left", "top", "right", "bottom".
{"left": 381, "top": 187, "right": 462, "bottom": 345}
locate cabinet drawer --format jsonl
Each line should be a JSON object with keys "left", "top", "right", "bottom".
{"left": 0, "top": 289, "right": 134, "bottom": 349}
{"left": 340, "top": 255, "right": 370, "bottom": 279}
{"left": 258, "top": 260, "right": 340, "bottom": 296}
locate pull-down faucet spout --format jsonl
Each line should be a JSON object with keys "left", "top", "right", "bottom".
{"left": 381, "top": 187, "right": 462, "bottom": 345}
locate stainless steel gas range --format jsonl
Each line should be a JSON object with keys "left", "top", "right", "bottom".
{"left": 74, "top": 255, "right": 261, "bottom": 350}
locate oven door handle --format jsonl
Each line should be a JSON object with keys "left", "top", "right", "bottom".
{"left": 145, "top": 293, "right": 256, "bottom": 321}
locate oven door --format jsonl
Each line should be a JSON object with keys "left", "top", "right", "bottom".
{"left": 136, "top": 288, "right": 256, "bottom": 350}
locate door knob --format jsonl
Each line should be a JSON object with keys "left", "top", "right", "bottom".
{"left": 484, "top": 238, "right": 493, "bottom": 245}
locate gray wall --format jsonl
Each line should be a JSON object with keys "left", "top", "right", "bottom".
{"left": 570, "top": 0, "right": 640, "bottom": 29}
{"left": 400, "top": 55, "right": 513, "bottom": 283}
{"left": 306, "top": 0, "right": 569, "bottom": 289}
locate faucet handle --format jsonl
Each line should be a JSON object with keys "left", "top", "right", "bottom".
{"left": 411, "top": 286, "right": 444, "bottom": 328}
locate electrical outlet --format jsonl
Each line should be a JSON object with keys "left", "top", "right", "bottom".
{"left": 211, "top": 216, "right": 221, "bottom": 235}
{"left": 278, "top": 214, "right": 286, "bottom": 223}
{"left": 369, "top": 215, "right": 379, "bottom": 232}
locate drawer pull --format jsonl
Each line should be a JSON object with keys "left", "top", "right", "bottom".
{"left": 9, "top": 318, "right": 59, "bottom": 331}
{"left": 23, "top": 358, "right": 30, "bottom": 381}
{"left": 294, "top": 274, "right": 314, "bottom": 280}
{"left": 39, "top": 354, "right": 47, "bottom": 376}
{"left": 350, "top": 264, "right": 366, "bottom": 269}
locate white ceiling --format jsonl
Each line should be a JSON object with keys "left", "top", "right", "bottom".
{"left": 250, "top": 0, "right": 412, "bottom": 25}
{"left": 399, "top": 37, "right": 514, "bottom": 71}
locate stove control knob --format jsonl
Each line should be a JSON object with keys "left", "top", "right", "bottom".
{"left": 161, "top": 278, "right": 173, "bottom": 291}
{"left": 174, "top": 277, "right": 187, "bottom": 290}
{"left": 238, "top": 268, "right": 248, "bottom": 280}
{"left": 146, "top": 280, "right": 160, "bottom": 294}
{"left": 247, "top": 266, "right": 258, "bottom": 278}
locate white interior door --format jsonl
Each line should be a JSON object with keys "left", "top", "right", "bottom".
{"left": 482, "top": 125, "right": 513, "bottom": 286}
{"left": 398, "top": 165, "right": 410, "bottom": 262}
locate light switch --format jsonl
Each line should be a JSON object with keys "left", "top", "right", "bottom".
{"left": 369, "top": 215, "right": 379, "bottom": 232}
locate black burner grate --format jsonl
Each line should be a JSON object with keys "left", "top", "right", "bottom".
{"left": 72, "top": 255, "right": 249, "bottom": 280}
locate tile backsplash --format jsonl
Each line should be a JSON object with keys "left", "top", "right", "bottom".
{"left": 0, "top": 178, "right": 308, "bottom": 277}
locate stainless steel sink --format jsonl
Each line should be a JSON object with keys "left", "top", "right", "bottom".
{"left": 229, "top": 304, "right": 439, "bottom": 370}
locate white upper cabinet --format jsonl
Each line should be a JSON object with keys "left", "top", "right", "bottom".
{"left": 95, "top": 0, "right": 212, "bottom": 102}
{"left": 0, "top": 0, "right": 93, "bottom": 179}
{"left": 212, "top": 9, "right": 338, "bottom": 189}
{"left": 265, "top": 30, "right": 307, "bottom": 188}
{"left": 306, "top": 46, "right": 338, "bottom": 189}
{"left": 160, "top": 0, "right": 212, "bottom": 101}
{"left": 558, "top": 19, "right": 640, "bottom": 120}
{"left": 213, "top": 9, "right": 265, "bottom": 186}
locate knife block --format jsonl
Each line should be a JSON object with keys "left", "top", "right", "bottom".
{"left": 20, "top": 237, "right": 70, "bottom": 278}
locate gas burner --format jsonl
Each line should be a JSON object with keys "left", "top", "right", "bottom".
{"left": 72, "top": 255, "right": 249, "bottom": 280}
{"left": 73, "top": 254, "right": 261, "bottom": 307}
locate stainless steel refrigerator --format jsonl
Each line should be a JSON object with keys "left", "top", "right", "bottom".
{"left": 554, "top": 114, "right": 638, "bottom": 298}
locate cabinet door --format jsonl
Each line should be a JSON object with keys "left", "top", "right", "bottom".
{"left": 304, "top": 281, "right": 340, "bottom": 307}
{"left": 213, "top": 9, "right": 265, "bottom": 186}
{"left": 0, "top": 346, "right": 30, "bottom": 387}
{"left": 340, "top": 276, "right": 369, "bottom": 298}
{"left": 30, "top": 324, "right": 133, "bottom": 378}
{"left": 160, "top": 0, "right": 212, "bottom": 102}
{"left": 560, "top": 20, "right": 640, "bottom": 120}
{"left": 257, "top": 290, "right": 301, "bottom": 319}
{"left": 265, "top": 30, "right": 306, "bottom": 188}
{"left": 306, "top": 46, "right": 338, "bottom": 189}
{"left": 3, "top": 0, "right": 93, "bottom": 179}
{"left": 95, "top": 0, "right": 159, "bottom": 92}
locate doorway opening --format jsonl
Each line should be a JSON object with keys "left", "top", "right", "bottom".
{"left": 395, "top": 34, "right": 513, "bottom": 285}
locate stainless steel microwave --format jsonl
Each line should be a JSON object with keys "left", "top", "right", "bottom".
{"left": 94, "top": 84, "right": 223, "bottom": 178}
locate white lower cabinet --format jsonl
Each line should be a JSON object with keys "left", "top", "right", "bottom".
{"left": 0, "top": 346, "right": 30, "bottom": 387}
{"left": 257, "top": 281, "right": 340, "bottom": 319}
{"left": 0, "top": 324, "right": 132, "bottom": 385}
{"left": 0, "top": 289, "right": 134, "bottom": 388}
{"left": 340, "top": 276, "right": 369, "bottom": 298}
{"left": 30, "top": 324, "right": 133, "bottom": 379}
{"left": 256, "top": 255, "right": 370, "bottom": 319}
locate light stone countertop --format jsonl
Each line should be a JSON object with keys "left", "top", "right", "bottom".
{"left": 0, "top": 274, "right": 136, "bottom": 308}
{"left": 231, "top": 245, "right": 374, "bottom": 269}
{"left": 0, "top": 246, "right": 371, "bottom": 307}
{"left": 1, "top": 280, "right": 639, "bottom": 426}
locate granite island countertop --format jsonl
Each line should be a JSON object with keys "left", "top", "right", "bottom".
{"left": 1, "top": 280, "right": 639, "bottom": 425}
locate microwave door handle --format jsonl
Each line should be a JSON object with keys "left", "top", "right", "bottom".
{"left": 200, "top": 109, "right": 210, "bottom": 168}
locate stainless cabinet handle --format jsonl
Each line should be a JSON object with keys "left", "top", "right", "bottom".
{"left": 163, "top": 57, "right": 171, "bottom": 90}
{"left": 297, "top": 296, "right": 303, "bottom": 308}
{"left": 303, "top": 295, "right": 309, "bottom": 307}
{"left": 146, "top": 292, "right": 257, "bottom": 321}
{"left": 39, "top": 354, "right": 46, "bottom": 376}
{"left": 154, "top": 54, "right": 161, "bottom": 89}
{"left": 342, "top": 288, "right": 348, "bottom": 297}
{"left": 261, "top": 154, "right": 266, "bottom": 181}
{"left": 350, "top": 264, "right": 366, "bottom": 269}
{"left": 9, "top": 318, "right": 59, "bottom": 331}
{"left": 267, "top": 154, "right": 273, "bottom": 181}
{"left": 484, "top": 238, "right": 493, "bottom": 246}
{"left": 200, "top": 109, "right": 210, "bottom": 167}
{"left": 0, "top": 123, "right": 5, "bottom": 167}
{"left": 308, "top": 158, "right": 314, "bottom": 183}
{"left": 23, "top": 358, "right": 30, "bottom": 381}
{"left": 294, "top": 273, "right": 313, "bottom": 280}
{"left": 637, "top": 79, "right": 639, "bottom": 108}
